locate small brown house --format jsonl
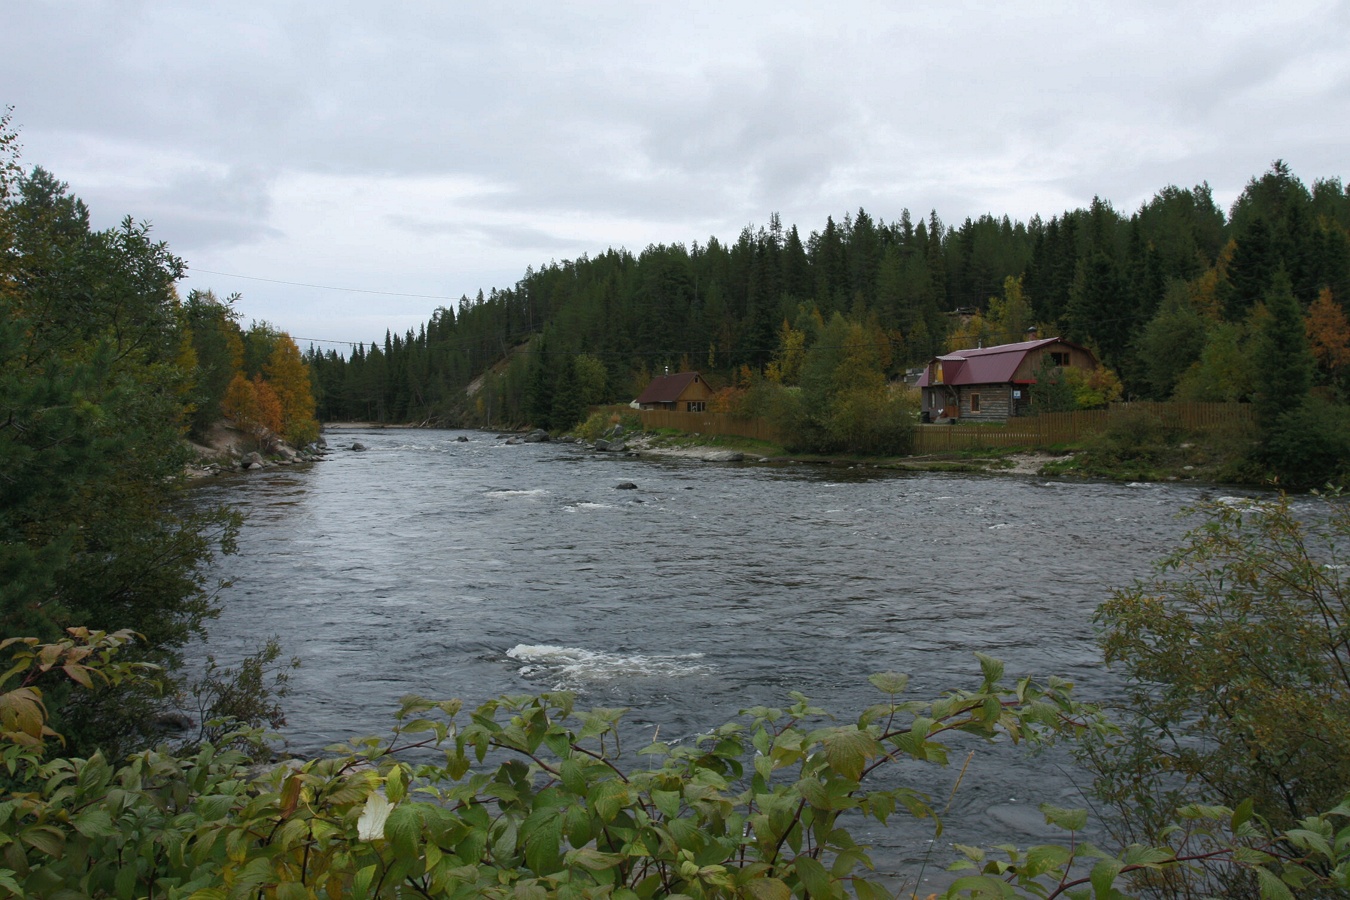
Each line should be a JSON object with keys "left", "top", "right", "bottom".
{"left": 916, "top": 337, "right": 1098, "bottom": 421}
{"left": 634, "top": 372, "right": 714, "bottom": 412}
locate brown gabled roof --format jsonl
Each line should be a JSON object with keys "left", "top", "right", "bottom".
{"left": 636, "top": 372, "right": 703, "bottom": 404}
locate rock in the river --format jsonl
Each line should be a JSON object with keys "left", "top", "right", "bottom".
{"left": 523, "top": 429, "right": 549, "bottom": 443}
{"left": 595, "top": 438, "right": 627, "bottom": 452}
{"left": 351, "top": 442, "right": 367, "bottom": 452}
{"left": 616, "top": 482, "right": 638, "bottom": 490}
{"left": 457, "top": 435, "right": 469, "bottom": 442}
{"left": 154, "top": 712, "right": 195, "bottom": 732}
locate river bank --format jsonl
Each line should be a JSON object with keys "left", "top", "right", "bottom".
{"left": 309, "top": 416, "right": 1258, "bottom": 487}
{"left": 185, "top": 419, "right": 327, "bottom": 478}
{"left": 616, "top": 422, "right": 1257, "bottom": 486}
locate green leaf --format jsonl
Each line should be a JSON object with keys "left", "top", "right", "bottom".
{"left": 867, "top": 672, "right": 909, "bottom": 695}
{"left": 71, "top": 808, "right": 117, "bottom": 839}
{"left": 386, "top": 804, "right": 423, "bottom": 860}
{"left": 793, "top": 855, "right": 833, "bottom": 898}
{"left": 651, "top": 789, "right": 681, "bottom": 820}
{"left": 566, "top": 847, "right": 628, "bottom": 871}
{"left": 822, "top": 729, "right": 880, "bottom": 781}
{"left": 564, "top": 805, "right": 594, "bottom": 848}
{"left": 1232, "top": 797, "right": 1255, "bottom": 831}
{"left": 744, "top": 876, "right": 792, "bottom": 900}
{"left": 354, "top": 864, "right": 378, "bottom": 897}
{"left": 20, "top": 825, "right": 64, "bottom": 857}
{"left": 276, "top": 883, "right": 309, "bottom": 900}
{"left": 196, "top": 793, "right": 236, "bottom": 821}
{"left": 1090, "top": 857, "right": 1123, "bottom": 897}
{"left": 1040, "top": 804, "right": 1088, "bottom": 832}
{"left": 1120, "top": 844, "right": 1175, "bottom": 867}
{"left": 386, "top": 763, "right": 407, "bottom": 803}
{"left": 523, "top": 807, "right": 563, "bottom": 874}
{"left": 591, "top": 780, "right": 630, "bottom": 823}
{"left": 1256, "top": 865, "right": 1295, "bottom": 900}
{"left": 851, "top": 877, "right": 891, "bottom": 900}
{"left": 975, "top": 653, "right": 1005, "bottom": 685}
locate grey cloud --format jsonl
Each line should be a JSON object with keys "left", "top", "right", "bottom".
{"left": 382, "top": 214, "right": 583, "bottom": 255}
{"left": 7, "top": 0, "right": 1350, "bottom": 345}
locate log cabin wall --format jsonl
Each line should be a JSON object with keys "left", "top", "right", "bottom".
{"left": 958, "top": 385, "right": 1013, "bottom": 420}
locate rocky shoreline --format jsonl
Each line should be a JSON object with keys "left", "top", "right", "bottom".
{"left": 185, "top": 419, "right": 328, "bottom": 478}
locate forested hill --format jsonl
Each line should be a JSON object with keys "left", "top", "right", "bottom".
{"left": 307, "top": 162, "right": 1350, "bottom": 429}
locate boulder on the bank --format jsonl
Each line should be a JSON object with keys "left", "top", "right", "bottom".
{"left": 595, "top": 438, "right": 627, "bottom": 452}
{"left": 701, "top": 450, "right": 744, "bottom": 462}
{"left": 523, "top": 429, "right": 549, "bottom": 443}
{"left": 351, "top": 442, "right": 367, "bottom": 452}
{"left": 241, "top": 451, "right": 265, "bottom": 469}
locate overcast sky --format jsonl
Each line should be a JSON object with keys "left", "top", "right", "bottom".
{"left": 5, "top": 1, "right": 1348, "bottom": 349}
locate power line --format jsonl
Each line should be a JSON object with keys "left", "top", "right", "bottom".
{"left": 190, "top": 268, "right": 462, "bottom": 302}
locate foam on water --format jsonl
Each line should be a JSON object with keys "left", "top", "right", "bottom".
{"left": 506, "top": 643, "right": 710, "bottom": 687}
{"left": 484, "top": 489, "right": 549, "bottom": 499}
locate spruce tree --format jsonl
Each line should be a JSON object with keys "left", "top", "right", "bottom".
{"left": 1252, "top": 269, "right": 1312, "bottom": 430}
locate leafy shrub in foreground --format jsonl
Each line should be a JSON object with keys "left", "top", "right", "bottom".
{"left": 1088, "top": 493, "right": 1350, "bottom": 896}
{"left": 2, "top": 631, "right": 1349, "bottom": 898}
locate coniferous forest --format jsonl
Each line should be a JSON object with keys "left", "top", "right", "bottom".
{"left": 308, "top": 162, "right": 1350, "bottom": 445}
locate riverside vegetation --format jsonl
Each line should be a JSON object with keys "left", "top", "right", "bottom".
{"left": 301, "top": 160, "right": 1350, "bottom": 486}
{"left": 4, "top": 110, "right": 1350, "bottom": 896}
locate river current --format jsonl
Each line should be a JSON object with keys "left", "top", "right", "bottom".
{"left": 192, "top": 427, "right": 1256, "bottom": 887}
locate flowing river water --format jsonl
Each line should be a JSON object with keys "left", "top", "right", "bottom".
{"left": 191, "top": 427, "right": 1261, "bottom": 890}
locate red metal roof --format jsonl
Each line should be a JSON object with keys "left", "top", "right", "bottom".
{"left": 916, "top": 337, "right": 1073, "bottom": 387}
{"left": 636, "top": 372, "right": 703, "bottom": 404}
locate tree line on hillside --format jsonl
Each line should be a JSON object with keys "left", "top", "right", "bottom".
{"left": 0, "top": 113, "right": 311, "bottom": 755}
{"left": 306, "top": 162, "right": 1350, "bottom": 441}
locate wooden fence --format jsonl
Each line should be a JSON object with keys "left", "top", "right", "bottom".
{"left": 622, "top": 402, "right": 1253, "bottom": 454}
{"left": 911, "top": 402, "right": 1254, "bottom": 453}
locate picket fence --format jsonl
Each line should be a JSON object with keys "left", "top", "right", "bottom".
{"left": 626, "top": 402, "right": 1253, "bottom": 454}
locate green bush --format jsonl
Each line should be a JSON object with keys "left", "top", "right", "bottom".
{"left": 1089, "top": 408, "right": 1181, "bottom": 463}
{"left": 5, "top": 630, "right": 1350, "bottom": 898}
{"left": 1086, "top": 493, "right": 1350, "bottom": 896}
{"left": 1260, "top": 395, "right": 1350, "bottom": 489}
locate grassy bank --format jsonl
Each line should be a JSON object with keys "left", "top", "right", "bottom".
{"left": 613, "top": 413, "right": 1266, "bottom": 485}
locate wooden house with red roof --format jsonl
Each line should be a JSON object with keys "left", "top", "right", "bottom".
{"left": 916, "top": 337, "right": 1098, "bottom": 421}
{"left": 634, "top": 371, "right": 714, "bottom": 412}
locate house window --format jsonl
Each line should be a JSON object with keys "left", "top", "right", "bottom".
{"left": 970, "top": 393, "right": 981, "bottom": 413}
{"left": 1050, "top": 351, "right": 1070, "bottom": 367}
{"left": 687, "top": 401, "right": 706, "bottom": 412}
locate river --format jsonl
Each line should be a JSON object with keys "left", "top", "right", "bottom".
{"left": 191, "top": 427, "right": 1255, "bottom": 889}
